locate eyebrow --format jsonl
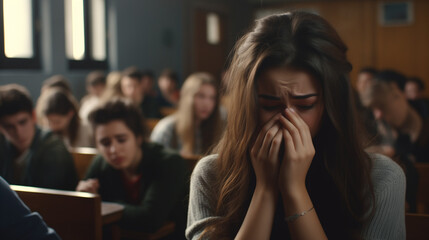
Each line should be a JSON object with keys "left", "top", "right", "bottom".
{"left": 258, "top": 93, "right": 318, "bottom": 100}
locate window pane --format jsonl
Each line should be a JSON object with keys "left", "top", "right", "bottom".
{"left": 90, "top": 0, "right": 106, "bottom": 61}
{"left": 65, "top": 0, "right": 85, "bottom": 60}
{"left": 3, "top": 0, "right": 33, "bottom": 58}
{"left": 206, "top": 13, "right": 220, "bottom": 45}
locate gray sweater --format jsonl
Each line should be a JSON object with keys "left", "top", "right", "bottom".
{"left": 186, "top": 153, "right": 406, "bottom": 239}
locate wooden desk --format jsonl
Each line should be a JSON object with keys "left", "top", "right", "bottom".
{"left": 102, "top": 202, "right": 124, "bottom": 225}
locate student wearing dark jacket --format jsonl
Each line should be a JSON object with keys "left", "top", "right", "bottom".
{"left": 76, "top": 98, "right": 187, "bottom": 237}
{"left": 0, "top": 84, "right": 78, "bottom": 190}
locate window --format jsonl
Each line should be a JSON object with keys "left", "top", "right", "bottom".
{"left": 0, "top": 0, "right": 41, "bottom": 69}
{"left": 65, "top": 0, "right": 107, "bottom": 69}
{"left": 206, "top": 13, "right": 220, "bottom": 45}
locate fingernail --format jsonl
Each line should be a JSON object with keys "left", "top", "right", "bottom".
{"left": 289, "top": 108, "right": 295, "bottom": 113}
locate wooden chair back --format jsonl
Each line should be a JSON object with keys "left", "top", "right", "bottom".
{"left": 160, "top": 107, "right": 176, "bottom": 117}
{"left": 145, "top": 118, "right": 161, "bottom": 134}
{"left": 415, "top": 162, "right": 429, "bottom": 213}
{"left": 406, "top": 213, "right": 429, "bottom": 240}
{"left": 11, "top": 185, "right": 102, "bottom": 240}
{"left": 71, "top": 147, "right": 98, "bottom": 179}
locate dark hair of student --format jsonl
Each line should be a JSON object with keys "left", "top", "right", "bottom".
{"left": 358, "top": 67, "right": 378, "bottom": 76}
{"left": 375, "top": 70, "right": 407, "bottom": 91}
{"left": 159, "top": 68, "right": 179, "bottom": 83}
{"left": 122, "top": 66, "right": 143, "bottom": 82}
{"left": 141, "top": 70, "right": 155, "bottom": 79}
{"left": 407, "top": 77, "right": 425, "bottom": 91}
{"left": 86, "top": 71, "right": 106, "bottom": 87}
{"left": 203, "top": 11, "right": 375, "bottom": 239}
{"left": 88, "top": 98, "right": 146, "bottom": 139}
{"left": 0, "top": 84, "right": 33, "bottom": 119}
{"left": 39, "top": 88, "right": 80, "bottom": 145}
{"left": 42, "top": 75, "right": 72, "bottom": 93}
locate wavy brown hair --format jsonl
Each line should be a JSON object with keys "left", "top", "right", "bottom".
{"left": 202, "top": 11, "right": 375, "bottom": 239}
{"left": 176, "top": 72, "right": 223, "bottom": 155}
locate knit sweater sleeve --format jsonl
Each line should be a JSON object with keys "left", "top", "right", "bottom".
{"left": 186, "top": 155, "right": 221, "bottom": 240}
{"left": 150, "top": 115, "right": 177, "bottom": 150}
{"left": 361, "top": 153, "right": 406, "bottom": 239}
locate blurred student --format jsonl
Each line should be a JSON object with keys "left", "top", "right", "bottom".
{"left": 76, "top": 99, "right": 187, "bottom": 236}
{"left": 405, "top": 77, "right": 429, "bottom": 119}
{"left": 101, "top": 71, "right": 123, "bottom": 100}
{"left": 0, "top": 176, "right": 60, "bottom": 240}
{"left": 141, "top": 70, "right": 157, "bottom": 98}
{"left": 157, "top": 68, "right": 180, "bottom": 108}
{"left": 36, "top": 88, "right": 93, "bottom": 148}
{"left": 150, "top": 72, "right": 224, "bottom": 157}
{"left": 0, "top": 84, "right": 77, "bottom": 190}
{"left": 41, "top": 75, "right": 72, "bottom": 94}
{"left": 356, "top": 67, "right": 378, "bottom": 98}
{"left": 187, "top": 12, "right": 405, "bottom": 239}
{"left": 121, "top": 67, "right": 161, "bottom": 118}
{"left": 405, "top": 77, "right": 425, "bottom": 100}
{"left": 79, "top": 71, "right": 106, "bottom": 125}
{"left": 363, "top": 73, "right": 429, "bottom": 212}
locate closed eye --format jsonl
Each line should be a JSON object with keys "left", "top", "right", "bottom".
{"left": 296, "top": 104, "right": 315, "bottom": 110}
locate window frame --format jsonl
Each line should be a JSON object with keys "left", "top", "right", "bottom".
{"left": 67, "top": 0, "right": 108, "bottom": 70}
{"left": 0, "top": 0, "right": 41, "bottom": 69}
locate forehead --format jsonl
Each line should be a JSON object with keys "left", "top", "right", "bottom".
{"left": 257, "top": 67, "right": 321, "bottom": 96}
{"left": 0, "top": 111, "right": 32, "bottom": 125}
{"left": 198, "top": 83, "right": 216, "bottom": 93}
{"left": 122, "top": 76, "right": 139, "bottom": 84}
{"left": 95, "top": 120, "right": 132, "bottom": 136}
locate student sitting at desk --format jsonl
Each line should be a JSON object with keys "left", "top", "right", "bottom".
{"left": 0, "top": 84, "right": 78, "bottom": 191}
{"left": 76, "top": 98, "right": 187, "bottom": 236}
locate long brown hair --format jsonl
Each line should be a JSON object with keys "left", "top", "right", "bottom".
{"left": 36, "top": 87, "right": 80, "bottom": 146}
{"left": 203, "top": 11, "right": 374, "bottom": 239}
{"left": 176, "top": 72, "right": 223, "bottom": 155}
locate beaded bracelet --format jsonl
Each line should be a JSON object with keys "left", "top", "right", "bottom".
{"left": 285, "top": 206, "right": 314, "bottom": 222}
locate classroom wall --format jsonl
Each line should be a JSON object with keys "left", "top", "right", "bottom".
{"left": 0, "top": 0, "right": 188, "bottom": 103}
{"left": 255, "top": 0, "right": 429, "bottom": 97}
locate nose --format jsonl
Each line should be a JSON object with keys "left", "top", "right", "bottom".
{"left": 108, "top": 141, "right": 117, "bottom": 154}
{"left": 373, "top": 108, "right": 383, "bottom": 120}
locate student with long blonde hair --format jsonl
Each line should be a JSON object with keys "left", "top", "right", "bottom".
{"left": 150, "top": 72, "right": 224, "bottom": 156}
{"left": 186, "top": 12, "right": 405, "bottom": 240}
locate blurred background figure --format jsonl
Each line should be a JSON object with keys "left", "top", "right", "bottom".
{"left": 157, "top": 68, "right": 180, "bottom": 108}
{"left": 363, "top": 71, "right": 429, "bottom": 212}
{"left": 405, "top": 77, "right": 425, "bottom": 101}
{"left": 41, "top": 75, "right": 72, "bottom": 94}
{"left": 120, "top": 66, "right": 144, "bottom": 105}
{"left": 36, "top": 88, "right": 93, "bottom": 149}
{"left": 141, "top": 70, "right": 157, "bottom": 98}
{"left": 121, "top": 67, "right": 161, "bottom": 118}
{"left": 406, "top": 77, "right": 429, "bottom": 119}
{"left": 79, "top": 71, "right": 106, "bottom": 125}
{"left": 0, "top": 84, "right": 77, "bottom": 191}
{"left": 150, "top": 72, "right": 224, "bottom": 157}
{"left": 101, "top": 71, "right": 123, "bottom": 101}
{"left": 356, "top": 67, "right": 378, "bottom": 101}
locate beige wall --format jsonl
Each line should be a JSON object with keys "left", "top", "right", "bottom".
{"left": 257, "top": 0, "right": 429, "bottom": 97}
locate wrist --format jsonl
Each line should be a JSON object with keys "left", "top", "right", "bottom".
{"left": 280, "top": 184, "right": 308, "bottom": 203}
